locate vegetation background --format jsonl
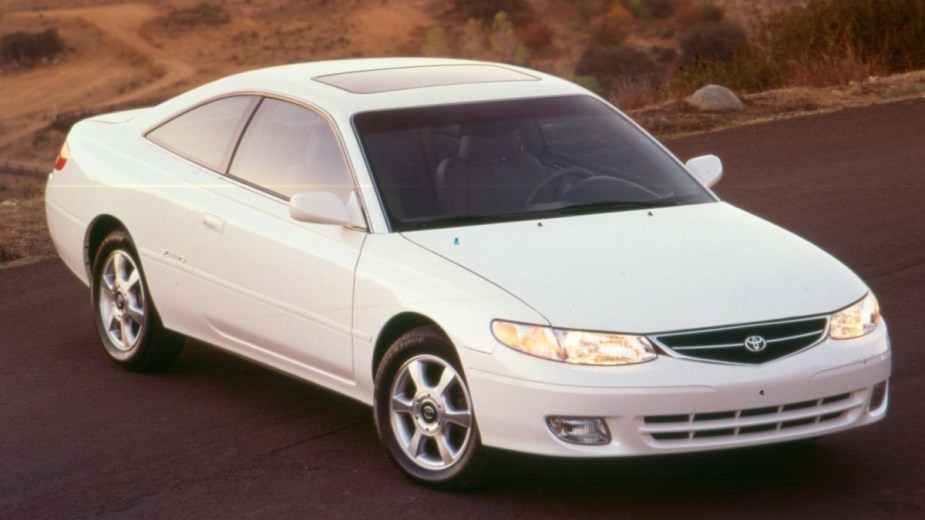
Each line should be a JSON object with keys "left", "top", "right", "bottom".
{"left": 2, "top": 0, "right": 925, "bottom": 267}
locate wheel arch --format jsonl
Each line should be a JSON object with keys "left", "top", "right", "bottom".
{"left": 84, "top": 215, "right": 128, "bottom": 279}
{"left": 371, "top": 312, "right": 450, "bottom": 381}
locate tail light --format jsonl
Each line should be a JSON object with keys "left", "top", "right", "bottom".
{"left": 54, "top": 142, "right": 70, "bottom": 171}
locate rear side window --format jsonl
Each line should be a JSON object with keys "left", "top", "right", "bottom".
{"left": 228, "top": 98, "right": 353, "bottom": 200}
{"left": 147, "top": 96, "right": 258, "bottom": 172}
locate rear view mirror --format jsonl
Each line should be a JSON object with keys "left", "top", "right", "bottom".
{"left": 685, "top": 155, "right": 723, "bottom": 188}
{"left": 289, "top": 191, "right": 367, "bottom": 229}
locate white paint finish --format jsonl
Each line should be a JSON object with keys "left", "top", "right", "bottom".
{"left": 402, "top": 202, "right": 866, "bottom": 333}
{"left": 45, "top": 58, "right": 891, "bottom": 462}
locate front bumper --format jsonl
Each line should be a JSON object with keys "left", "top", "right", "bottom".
{"left": 466, "top": 323, "right": 891, "bottom": 457}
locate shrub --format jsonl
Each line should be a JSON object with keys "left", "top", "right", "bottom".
{"left": 590, "top": 4, "right": 634, "bottom": 46}
{"left": 0, "top": 246, "right": 18, "bottom": 263}
{"left": 453, "top": 0, "right": 535, "bottom": 25}
{"left": 668, "top": 44, "right": 782, "bottom": 95}
{"left": 518, "top": 20, "right": 554, "bottom": 49}
{"left": 610, "top": 75, "right": 661, "bottom": 109}
{"left": 0, "top": 29, "right": 65, "bottom": 67}
{"left": 622, "top": 0, "right": 676, "bottom": 20}
{"left": 646, "top": 0, "right": 678, "bottom": 19}
{"left": 460, "top": 13, "right": 529, "bottom": 64}
{"left": 762, "top": 0, "right": 925, "bottom": 73}
{"left": 785, "top": 44, "right": 888, "bottom": 87}
{"left": 421, "top": 26, "right": 449, "bottom": 57}
{"left": 572, "top": 75, "right": 604, "bottom": 95}
{"left": 576, "top": 0, "right": 611, "bottom": 21}
{"left": 489, "top": 12, "right": 521, "bottom": 62}
{"left": 676, "top": 0, "right": 724, "bottom": 27}
{"left": 590, "top": 18, "right": 629, "bottom": 46}
{"left": 667, "top": 0, "right": 925, "bottom": 96}
{"left": 576, "top": 44, "right": 658, "bottom": 90}
{"left": 679, "top": 20, "right": 747, "bottom": 65}
{"left": 164, "top": 2, "right": 230, "bottom": 27}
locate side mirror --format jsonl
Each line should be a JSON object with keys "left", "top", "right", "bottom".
{"left": 685, "top": 155, "right": 723, "bottom": 188}
{"left": 289, "top": 191, "right": 367, "bottom": 229}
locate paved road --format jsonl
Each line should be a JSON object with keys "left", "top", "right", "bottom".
{"left": 2, "top": 99, "right": 924, "bottom": 519}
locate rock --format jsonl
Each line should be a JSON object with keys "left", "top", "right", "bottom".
{"left": 686, "top": 84, "right": 744, "bottom": 112}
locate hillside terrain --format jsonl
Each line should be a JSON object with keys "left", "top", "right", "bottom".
{"left": 0, "top": 0, "right": 439, "bottom": 168}
{"left": 1, "top": 0, "right": 924, "bottom": 268}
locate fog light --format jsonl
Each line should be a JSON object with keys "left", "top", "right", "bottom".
{"left": 546, "top": 417, "right": 611, "bottom": 445}
{"left": 868, "top": 380, "right": 889, "bottom": 412}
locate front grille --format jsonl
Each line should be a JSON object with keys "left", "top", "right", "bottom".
{"left": 641, "top": 392, "right": 862, "bottom": 446}
{"left": 651, "top": 316, "right": 828, "bottom": 365}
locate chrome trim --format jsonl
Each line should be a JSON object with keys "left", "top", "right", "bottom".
{"left": 672, "top": 330, "right": 825, "bottom": 351}
{"left": 649, "top": 315, "right": 830, "bottom": 366}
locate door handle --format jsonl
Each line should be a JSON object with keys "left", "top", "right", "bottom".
{"left": 203, "top": 214, "right": 225, "bottom": 235}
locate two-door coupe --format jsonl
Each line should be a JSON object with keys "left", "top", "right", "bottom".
{"left": 46, "top": 58, "right": 890, "bottom": 488}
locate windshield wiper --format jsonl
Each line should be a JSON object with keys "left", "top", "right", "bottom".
{"left": 413, "top": 213, "right": 528, "bottom": 229}
{"left": 556, "top": 199, "right": 679, "bottom": 215}
{"left": 406, "top": 200, "right": 680, "bottom": 230}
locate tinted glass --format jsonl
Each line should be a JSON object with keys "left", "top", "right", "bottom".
{"left": 230, "top": 98, "right": 353, "bottom": 200}
{"left": 354, "top": 95, "right": 713, "bottom": 231}
{"left": 148, "top": 96, "right": 257, "bottom": 172}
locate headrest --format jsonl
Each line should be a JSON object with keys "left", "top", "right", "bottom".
{"left": 459, "top": 132, "right": 522, "bottom": 162}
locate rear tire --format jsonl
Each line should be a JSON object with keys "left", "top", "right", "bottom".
{"left": 91, "top": 229, "right": 184, "bottom": 371}
{"left": 374, "top": 326, "right": 485, "bottom": 489}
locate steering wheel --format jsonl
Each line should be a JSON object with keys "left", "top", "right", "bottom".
{"left": 562, "top": 175, "right": 663, "bottom": 203}
{"left": 526, "top": 166, "right": 596, "bottom": 204}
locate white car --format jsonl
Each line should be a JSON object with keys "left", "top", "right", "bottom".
{"left": 46, "top": 58, "right": 890, "bottom": 488}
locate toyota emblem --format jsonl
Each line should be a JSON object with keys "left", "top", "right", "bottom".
{"left": 744, "top": 335, "right": 768, "bottom": 353}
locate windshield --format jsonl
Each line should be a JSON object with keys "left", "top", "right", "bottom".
{"left": 354, "top": 95, "right": 714, "bottom": 231}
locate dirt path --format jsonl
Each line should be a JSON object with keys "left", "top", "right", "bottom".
{"left": 0, "top": 3, "right": 195, "bottom": 166}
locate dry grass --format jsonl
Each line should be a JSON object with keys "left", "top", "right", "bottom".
{"left": 2, "top": 0, "right": 925, "bottom": 269}
{"left": 630, "top": 68, "right": 925, "bottom": 139}
{"left": 0, "top": 195, "right": 56, "bottom": 269}
{"left": 785, "top": 45, "right": 889, "bottom": 88}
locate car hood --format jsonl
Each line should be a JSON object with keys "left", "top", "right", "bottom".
{"left": 401, "top": 202, "right": 867, "bottom": 333}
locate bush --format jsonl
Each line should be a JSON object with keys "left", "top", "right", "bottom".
{"left": 679, "top": 21, "right": 747, "bottom": 65}
{"left": 762, "top": 0, "right": 925, "bottom": 73}
{"left": 0, "top": 29, "right": 65, "bottom": 67}
{"left": 590, "top": 4, "right": 633, "bottom": 46}
{"left": 164, "top": 2, "right": 230, "bottom": 27}
{"left": 676, "top": 0, "right": 724, "bottom": 27}
{"left": 0, "top": 247, "right": 18, "bottom": 264}
{"left": 572, "top": 75, "right": 604, "bottom": 95}
{"left": 453, "top": 0, "right": 535, "bottom": 25}
{"left": 590, "top": 17, "right": 629, "bottom": 46}
{"left": 668, "top": 44, "right": 782, "bottom": 95}
{"left": 575, "top": 0, "right": 611, "bottom": 21}
{"left": 667, "top": 0, "right": 925, "bottom": 96}
{"left": 576, "top": 44, "right": 658, "bottom": 90}
{"left": 518, "top": 20, "right": 554, "bottom": 49}
{"left": 421, "top": 26, "right": 449, "bottom": 57}
{"left": 646, "top": 0, "right": 678, "bottom": 19}
{"left": 622, "top": 0, "right": 676, "bottom": 20}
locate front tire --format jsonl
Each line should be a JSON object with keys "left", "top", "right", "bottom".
{"left": 91, "top": 229, "right": 183, "bottom": 371}
{"left": 374, "top": 326, "right": 484, "bottom": 489}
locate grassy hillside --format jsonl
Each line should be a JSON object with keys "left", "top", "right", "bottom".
{"left": 2, "top": 0, "right": 925, "bottom": 268}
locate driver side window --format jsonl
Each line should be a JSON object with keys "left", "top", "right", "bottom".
{"left": 229, "top": 98, "right": 354, "bottom": 201}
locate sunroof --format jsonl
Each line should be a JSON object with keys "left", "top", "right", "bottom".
{"left": 314, "top": 64, "right": 539, "bottom": 94}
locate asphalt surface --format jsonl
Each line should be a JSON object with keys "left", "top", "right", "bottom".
{"left": 2, "top": 98, "right": 924, "bottom": 519}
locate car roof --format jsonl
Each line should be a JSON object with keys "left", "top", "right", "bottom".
{"left": 144, "top": 58, "right": 588, "bottom": 124}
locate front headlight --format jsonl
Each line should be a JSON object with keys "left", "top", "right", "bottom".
{"left": 491, "top": 320, "right": 656, "bottom": 366}
{"left": 829, "top": 292, "right": 880, "bottom": 339}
